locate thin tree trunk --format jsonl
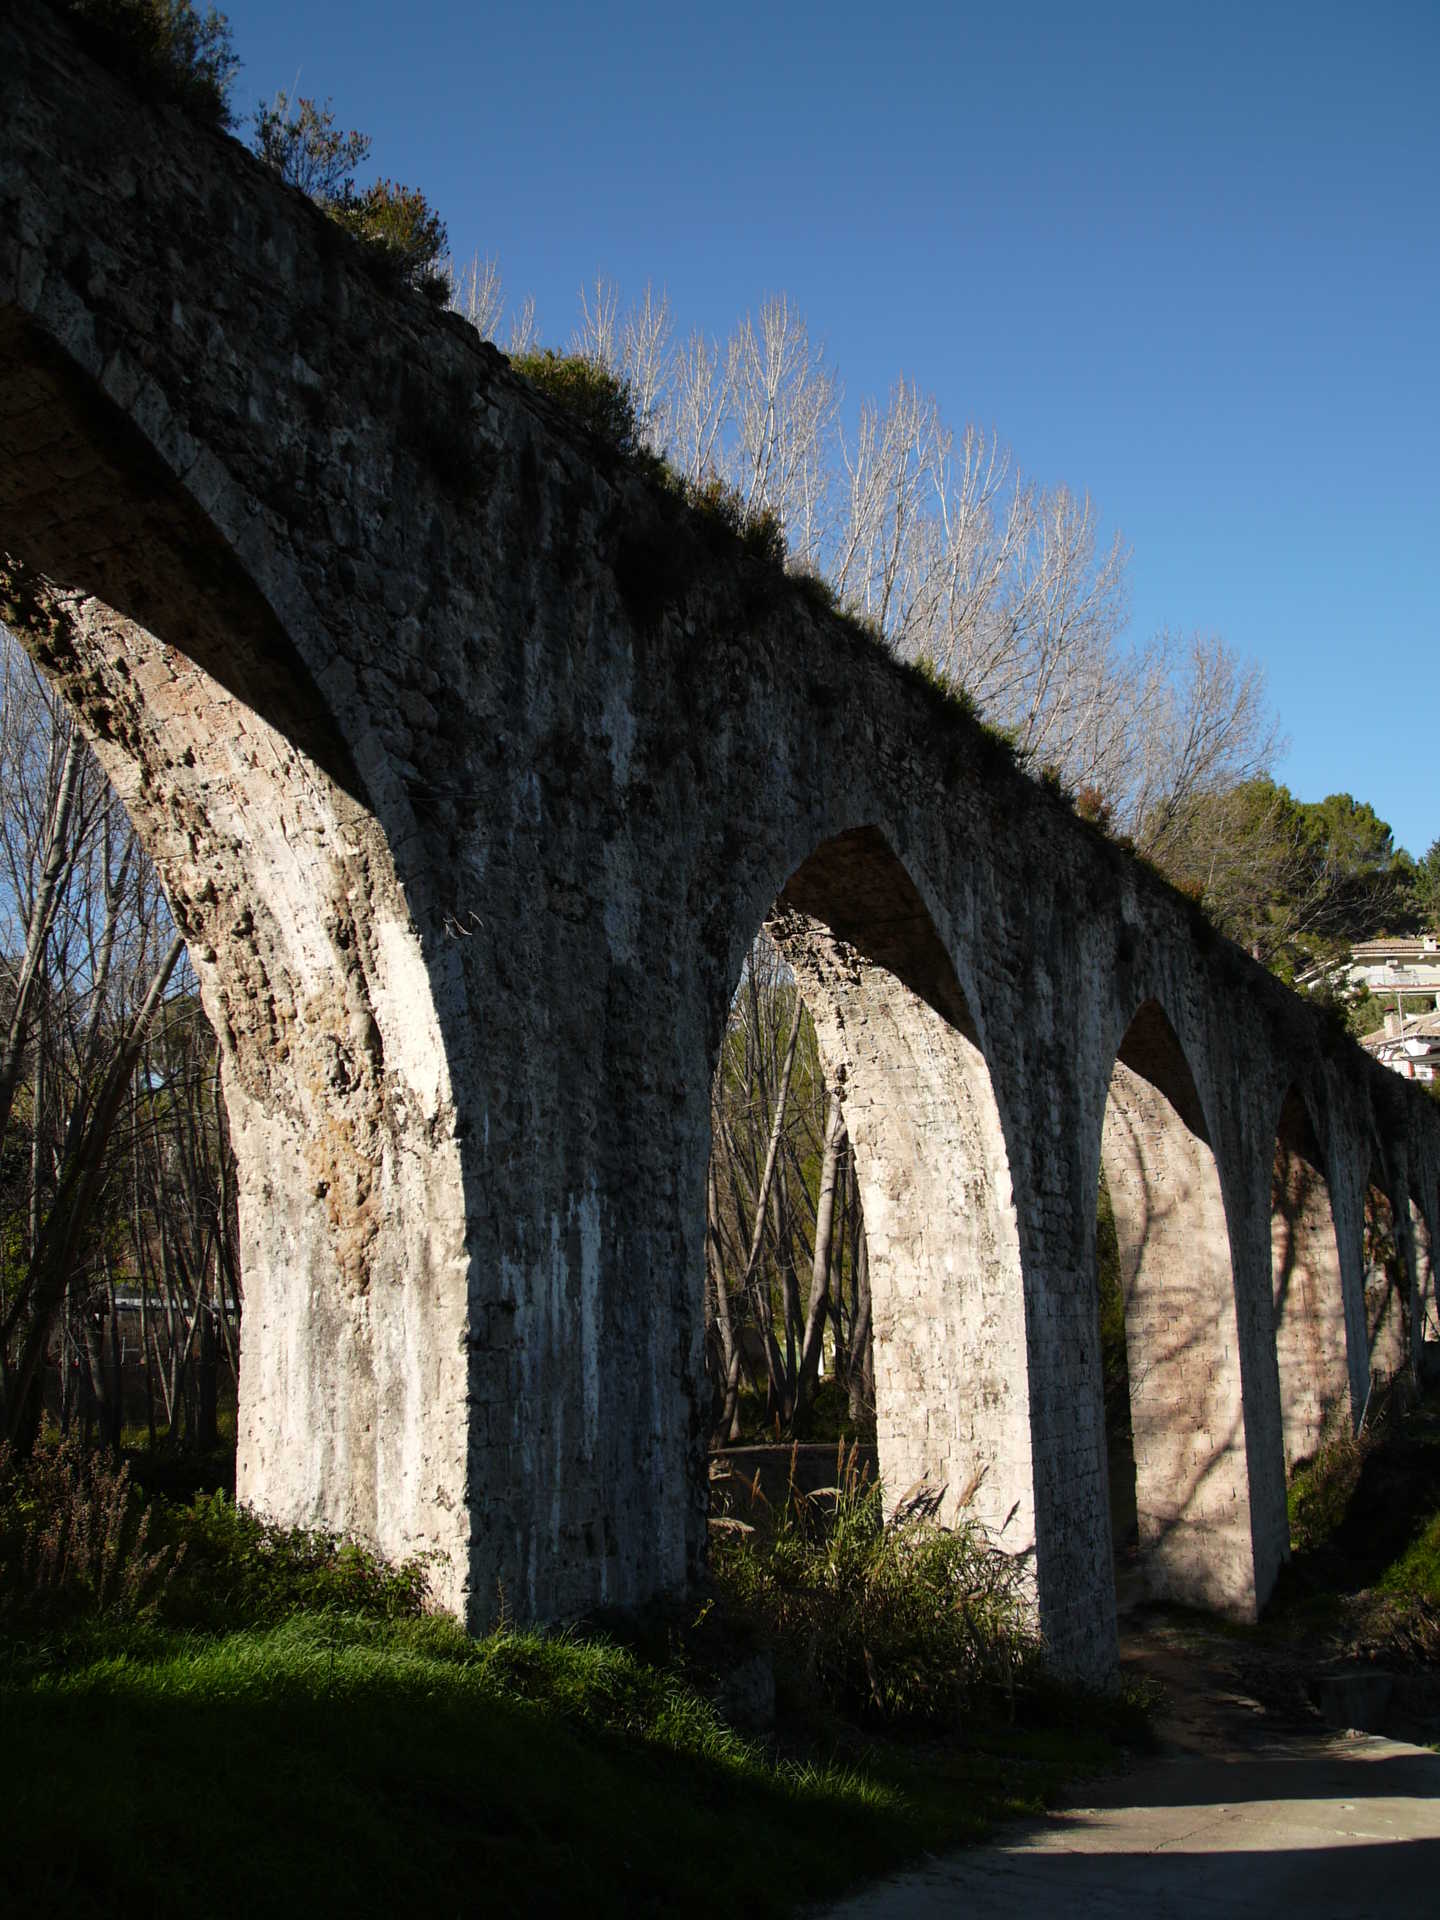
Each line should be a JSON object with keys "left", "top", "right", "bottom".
{"left": 133, "top": 1106, "right": 157, "bottom": 1451}
{"left": 795, "top": 1090, "right": 846, "bottom": 1424}
{"left": 848, "top": 1226, "right": 874, "bottom": 1424}
{"left": 773, "top": 1160, "right": 801, "bottom": 1420}
{"left": 707, "top": 1154, "right": 746, "bottom": 1443}
{"left": 0, "top": 727, "right": 83, "bottom": 1146}
{"left": 196, "top": 1288, "right": 218, "bottom": 1452}
{"left": 212, "top": 1056, "right": 242, "bottom": 1381}
{"left": 105, "top": 1249, "right": 123, "bottom": 1450}
{"left": 1, "top": 933, "right": 185, "bottom": 1442}
{"left": 829, "top": 1143, "right": 850, "bottom": 1381}
{"left": 727, "top": 989, "right": 804, "bottom": 1427}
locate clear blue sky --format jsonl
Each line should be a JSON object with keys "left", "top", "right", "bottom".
{"left": 223, "top": 0, "right": 1438, "bottom": 858}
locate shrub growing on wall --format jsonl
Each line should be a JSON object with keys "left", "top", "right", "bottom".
{"left": 62, "top": 0, "right": 239, "bottom": 126}
{"left": 332, "top": 180, "right": 450, "bottom": 299}
{"left": 248, "top": 93, "right": 449, "bottom": 301}
{"left": 511, "top": 349, "right": 647, "bottom": 457}
{"left": 252, "top": 90, "right": 371, "bottom": 203}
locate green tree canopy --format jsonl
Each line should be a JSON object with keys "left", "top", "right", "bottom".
{"left": 1412, "top": 837, "right": 1440, "bottom": 930}
{"left": 1150, "top": 780, "right": 1417, "bottom": 979}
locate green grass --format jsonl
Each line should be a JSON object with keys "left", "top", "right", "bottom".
{"left": 0, "top": 1610, "right": 1111, "bottom": 1919}
{"left": 0, "top": 1438, "right": 1129, "bottom": 1916}
{"left": 1380, "top": 1509, "right": 1440, "bottom": 1605}
{"left": 1268, "top": 1390, "right": 1440, "bottom": 1661}
{"left": 713, "top": 1460, "right": 1043, "bottom": 1726}
{"left": 1286, "top": 1431, "right": 1371, "bottom": 1558}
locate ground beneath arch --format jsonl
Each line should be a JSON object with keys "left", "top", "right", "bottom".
{"left": 820, "top": 1609, "right": 1440, "bottom": 1919}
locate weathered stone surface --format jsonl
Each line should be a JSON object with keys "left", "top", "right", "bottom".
{"left": 1271, "top": 1090, "right": 1352, "bottom": 1467}
{"left": 3, "top": 2, "right": 1440, "bottom": 1681}
{"left": 1104, "top": 1027, "right": 1255, "bottom": 1618}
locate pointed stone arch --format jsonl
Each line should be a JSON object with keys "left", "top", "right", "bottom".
{"left": 1, "top": 307, "right": 470, "bottom": 1599}
{"left": 733, "top": 827, "right": 1036, "bottom": 1562}
{"left": 1270, "top": 1087, "right": 1352, "bottom": 1465}
{"left": 1099, "top": 1000, "right": 1256, "bottom": 1616}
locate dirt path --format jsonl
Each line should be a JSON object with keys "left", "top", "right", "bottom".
{"left": 819, "top": 1610, "right": 1440, "bottom": 1919}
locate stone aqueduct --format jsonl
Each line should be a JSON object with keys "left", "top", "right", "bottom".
{"left": 3, "top": 5, "right": 1438, "bottom": 1680}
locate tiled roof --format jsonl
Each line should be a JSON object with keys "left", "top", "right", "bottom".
{"left": 1361, "top": 1008, "right": 1440, "bottom": 1049}
{"left": 1351, "top": 935, "right": 1440, "bottom": 960}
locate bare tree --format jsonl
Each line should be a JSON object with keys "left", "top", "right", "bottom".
{"left": 705, "top": 933, "right": 871, "bottom": 1442}
{"left": 570, "top": 275, "right": 676, "bottom": 454}
{"left": 1128, "top": 633, "right": 1283, "bottom": 860}
{"left": 0, "top": 654, "right": 89, "bottom": 1148}
{"left": 507, "top": 293, "right": 540, "bottom": 357}
{"left": 0, "top": 628, "right": 234, "bottom": 1452}
{"left": 618, "top": 283, "right": 674, "bottom": 453}
{"left": 722, "top": 295, "right": 840, "bottom": 567}
{"left": 831, "top": 378, "right": 950, "bottom": 638}
{"left": 667, "top": 328, "right": 733, "bottom": 484}
{"left": 453, "top": 258, "right": 1277, "bottom": 836}
{"left": 447, "top": 251, "right": 505, "bottom": 340}
{"left": 572, "top": 272, "right": 621, "bottom": 369}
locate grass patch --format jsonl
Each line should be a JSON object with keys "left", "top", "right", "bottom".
{"left": 1268, "top": 1390, "right": 1440, "bottom": 1662}
{"left": 511, "top": 351, "right": 787, "bottom": 571}
{"left": 0, "top": 1438, "right": 428, "bottom": 1630}
{"left": 1380, "top": 1509, "right": 1440, "bottom": 1606}
{"left": 0, "top": 1614, "right": 908, "bottom": 1919}
{"left": 712, "top": 1454, "right": 1041, "bottom": 1725}
{"left": 328, "top": 179, "right": 450, "bottom": 299}
{"left": 0, "top": 1437, "right": 1136, "bottom": 1916}
{"left": 512, "top": 349, "right": 648, "bottom": 458}
{"left": 1286, "top": 1429, "right": 1372, "bottom": 1559}
{"left": 0, "top": 1607, "right": 1116, "bottom": 1919}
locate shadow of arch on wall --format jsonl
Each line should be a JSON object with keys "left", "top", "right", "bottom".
{"left": 1270, "top": 1086, "right": 1353, "bottom": 1468}
{"left": 717, "top": 824, "right": 1037, "bottom": 1568}
{"left": 1099, "top": 999, "right": 1258, "bottom": 1620}
{"left": 1363, "top": 1156, "right": 1409, "bottom": 1387}
{"left": 1416, "top": 1186, "right": 1440, "bottom": 1386}
{"left": 1392, "top": 1173, "right": 1436, "bottom": 1389}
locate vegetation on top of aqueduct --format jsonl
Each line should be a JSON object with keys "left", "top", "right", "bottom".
{"left": 57, "top": 0, "right": 238, "bottom": 124}
{"left": 55, "top": 2, "right": 450, "bottom": 295}
{"left": 51, "top": 0, "right": 1439, "bottom": 987}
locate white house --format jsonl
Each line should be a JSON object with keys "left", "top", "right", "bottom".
{"left": 1361, "top": 1006, "right": 1440, "bottom": 1083}
{"left": 1347, "top": 933, "right": 1440, "bottom": 1013}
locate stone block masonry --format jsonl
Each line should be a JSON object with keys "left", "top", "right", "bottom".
{"left": 3, "top": 0, "right": 1439, "bottom": 1681}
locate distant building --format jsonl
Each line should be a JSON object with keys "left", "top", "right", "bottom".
{"left": 1347, "top": 933, "right": 1440, "bottom": 1015}
{"left": 1360, "top": 1006, "right": 1440, "bottom": 1083}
